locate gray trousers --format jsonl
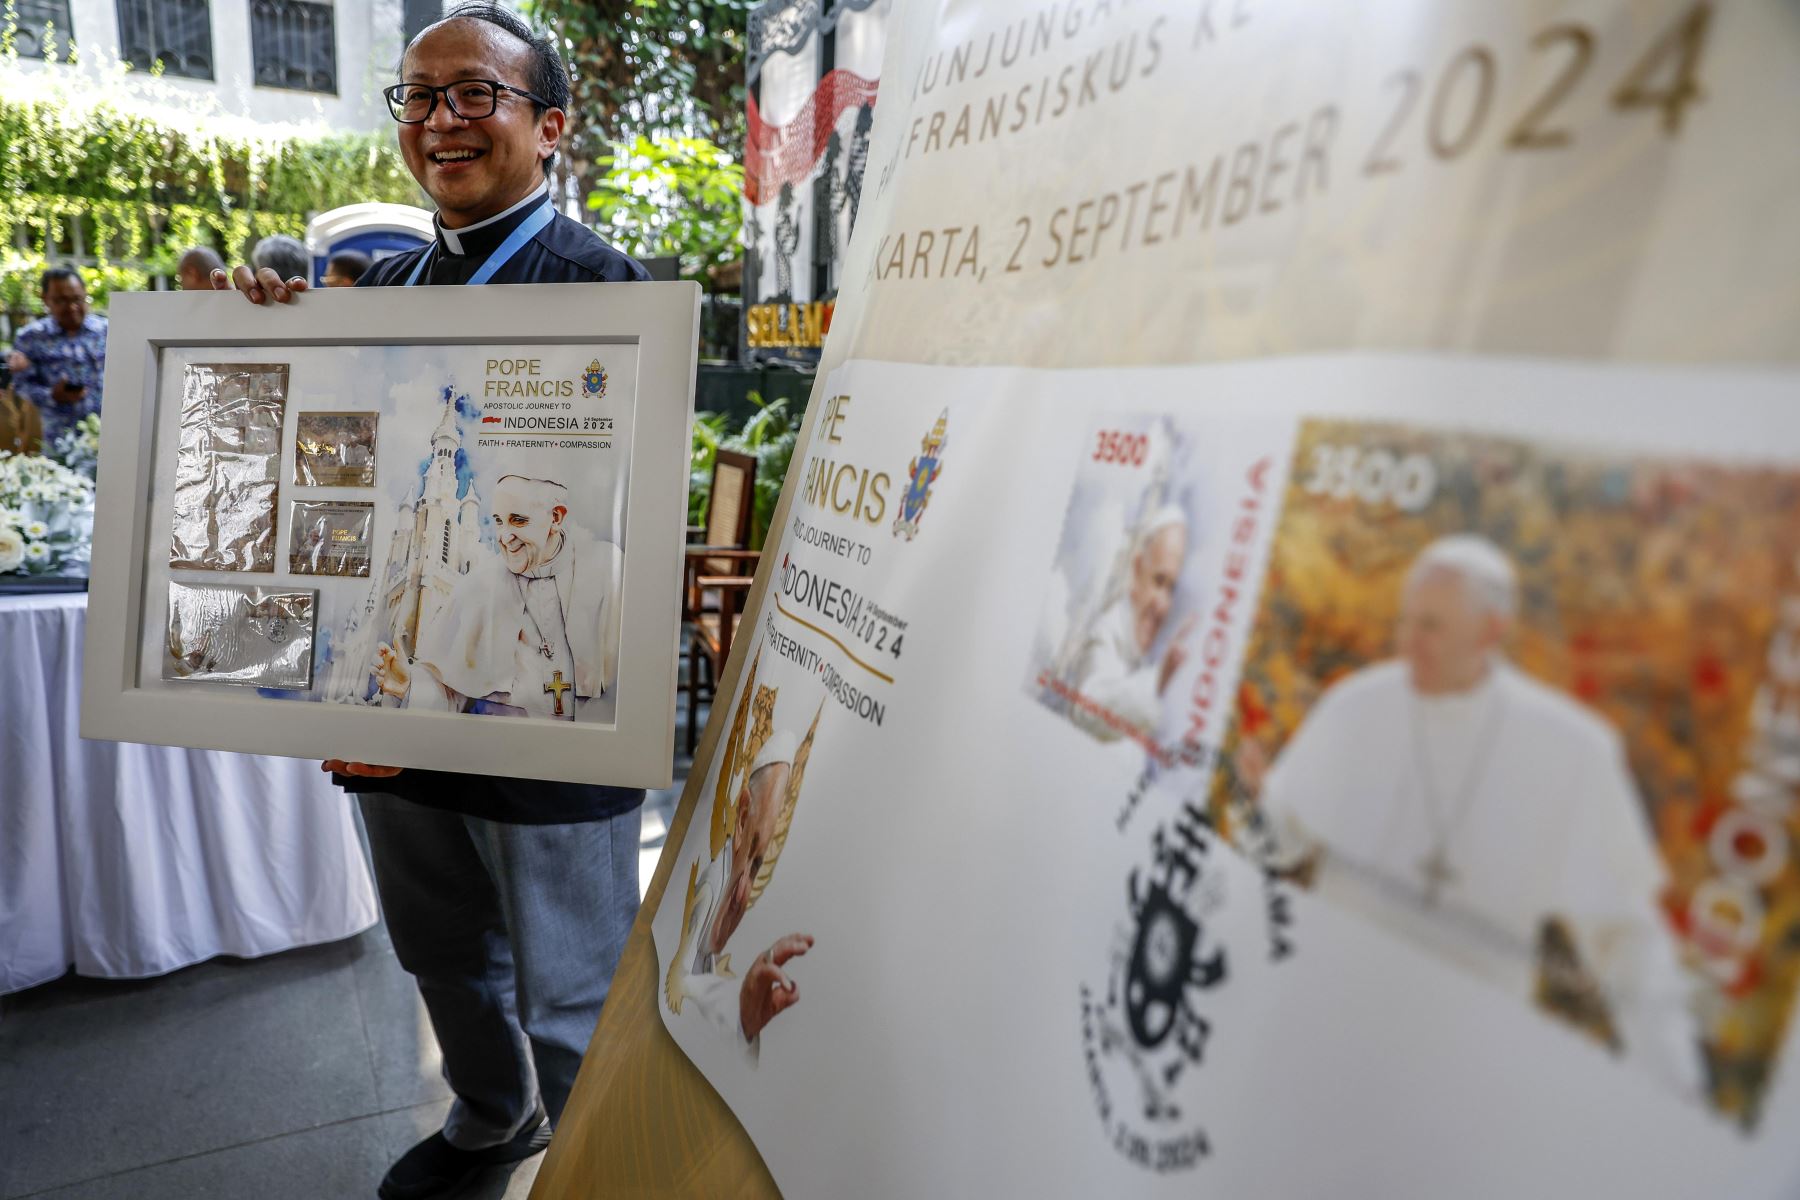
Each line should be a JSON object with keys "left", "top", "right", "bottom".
{"left": 358, "top": 792, "right": 641, "bottom": 1147}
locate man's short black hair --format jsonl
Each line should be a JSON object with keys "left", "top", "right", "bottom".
{"left": 423, "top": 2, "right": 570, "bottom": 178}
{"left": 327, "top": 249, "right": 373, "bottom": 282}
{"left": 252, "top": 234, "right": 312, "bottom": 284}
{"left": 40, "top": 264, "right": 82, "bottom": 294}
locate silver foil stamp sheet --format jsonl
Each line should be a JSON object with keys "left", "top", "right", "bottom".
{"left": 163, "top": 581, "right": 317, "bottom": 689}
{"left": 170, "top": 363, "right": 289, "bottom": 572}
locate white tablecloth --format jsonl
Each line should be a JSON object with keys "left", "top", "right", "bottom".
{"left": 0, "top": 591, "right": 378, "bottom": 993}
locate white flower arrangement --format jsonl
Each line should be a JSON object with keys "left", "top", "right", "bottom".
{"left": 51, "top": 413, "right": 102, "bottom": 480}
{"left": 0, "top": 451, "right": 96, "bottom": 578}
{"left": 0, "top": 526, "right": 23, "bottom": 574}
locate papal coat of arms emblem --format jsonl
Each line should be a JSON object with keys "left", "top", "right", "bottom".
{"left": 893, "top": 409, "right": 948, "bottom": 541}
{"left": 582, "top": 359, "right": 608, "bottom": 398}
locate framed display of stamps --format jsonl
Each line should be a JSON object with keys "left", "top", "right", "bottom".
{"left": 82, "top": 281, "right": 701, "bottom": 787}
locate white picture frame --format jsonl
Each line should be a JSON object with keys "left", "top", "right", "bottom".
{"left": 81, "top": 281, "right": 701, "bottom": 788}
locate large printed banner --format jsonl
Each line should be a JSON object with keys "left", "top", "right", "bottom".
{"left": 742, "top": 0, "right": 889, "bottom": 355}
{"left": 642, "top": 1, "right": 1800, "bottom": 1194}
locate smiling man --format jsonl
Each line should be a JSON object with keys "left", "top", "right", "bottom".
{"left": 221, "top": 9, "right": 643, "bottom": 298}
{"left": 211, "top": 6, "right": 648, "bottom": 1198}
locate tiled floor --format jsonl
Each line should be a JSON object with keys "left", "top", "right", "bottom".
{"left": 0, "top": 751, "right": 692, "bottom": 1200}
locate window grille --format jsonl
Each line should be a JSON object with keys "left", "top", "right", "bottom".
{"left": 116, "top": 0, "right": 213, "bottom": 80}
{"left": 251, "top": 0, "right": 336, "bottom": 94}
{"left": 11, "top": 0, "right": 74, "bottom": 59}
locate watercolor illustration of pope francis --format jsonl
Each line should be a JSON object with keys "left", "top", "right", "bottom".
{"left": 377, "top": 474, "right": 622, "bottom": 719}
{"left": 666, "top": 721, "right": 819, "bottom": 1061}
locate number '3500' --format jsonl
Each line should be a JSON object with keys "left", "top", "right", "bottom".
{"left": 1302, "top": 445, "right": 1437, "bottom": 512}
{"left": 1093, "top": 430, "right": 1149, "bottom": 466}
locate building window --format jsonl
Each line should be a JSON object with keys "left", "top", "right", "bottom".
{"left": 11, "top": 0, "right": 74, "bottom": 59}
{"left": 251, "top": 0, "right": 337, "bottom": 94}
{"left": 115, "top": 0, "right": 213, "bottom": 79}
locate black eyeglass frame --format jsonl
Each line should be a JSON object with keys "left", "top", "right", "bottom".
{"left": 383, "top": 79, "right": 555, "bottom": 124}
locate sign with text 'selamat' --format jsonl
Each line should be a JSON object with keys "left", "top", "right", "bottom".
{"left": 576, "top": 2, "right": 1800, "bottom": 1195}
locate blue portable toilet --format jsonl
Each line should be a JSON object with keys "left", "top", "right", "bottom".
{"left": 305, "top": 203, "right": 435, "bottom": 286}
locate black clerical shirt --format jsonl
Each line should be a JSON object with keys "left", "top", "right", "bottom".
{"left": 358, "top": 186, "right": 650, "bottom": 288}
{"left": 339, "top": 187, "right": 650, "bottom": 825}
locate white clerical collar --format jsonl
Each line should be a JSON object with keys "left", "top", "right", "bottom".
{"left": 438, "top": 181, "right": 549, "bottom": 255}
{"left": 1415, "top": 663, "right": 1501, "bottom": 716}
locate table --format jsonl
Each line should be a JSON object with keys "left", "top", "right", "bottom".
{"left": 1, "top": 591, "right": 378, "bottom": 994}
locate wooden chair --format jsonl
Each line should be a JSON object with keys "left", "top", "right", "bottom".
{"left": 685, "top": 568, "right": 757, "bottom": 753}
{"left": 681, "top": 449, "right": 760, "bottom": 752}
{"left": 690, "top": 447, "right": 756, "bottom": 545}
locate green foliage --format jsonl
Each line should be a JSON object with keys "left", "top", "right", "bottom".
{"left": 586, "top": 135, "right": 744, "bottom": 278}
{"left": 522, "top": 0, "right": 753, "bottom": 177}
{"left": 0, "top": 94, "right": 418, "bottom": 221}
{"left": 690, "top": 393, "right": 799, "bottom": 549}
{"left": 690, "top": 412, "right": 726, "bottom": 524}
{"left": 0, "top": 248, "right": 149, "bottom": 314}
{"left": 524, "top": 1, "right": 752, "bottom": 282}
{"left": 0, "top": 1, "right": 417, "bottom": 223}
{"left": 0, "top": 76, "right": 420, "bottom": 321}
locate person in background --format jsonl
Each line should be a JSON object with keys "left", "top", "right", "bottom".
{"left": 323, "top": 249, "right": 373, "bottom": 287}
{"left": 7, "top": 265, "right": 105, "bottom": 446}
{"left": 251, "top": 235, "right": 312, "bottom": 287}
{"left": 177, "top": 247, "right": 226, "bottom": 291}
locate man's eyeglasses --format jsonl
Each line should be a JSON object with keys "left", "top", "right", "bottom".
{"left": 383, "top": 79, "right": 552, "bottom": 124}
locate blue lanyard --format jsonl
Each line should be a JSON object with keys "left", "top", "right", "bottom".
{"left": 404, "top": 198, "right": 556, "bottom": 286}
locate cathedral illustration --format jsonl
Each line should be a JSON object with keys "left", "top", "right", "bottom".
{"left": 327, "top": 396, "right": 486, "bottom": 704}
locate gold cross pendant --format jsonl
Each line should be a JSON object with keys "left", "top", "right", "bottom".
{"left": 544, "top": 670, "right": 573, "bottom": 717}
